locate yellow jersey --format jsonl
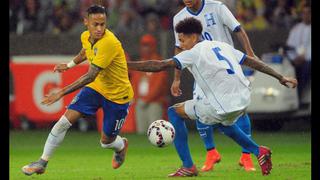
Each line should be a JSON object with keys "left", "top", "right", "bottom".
{"left": 81, "top": 29, "right": 134, "bottom": 104}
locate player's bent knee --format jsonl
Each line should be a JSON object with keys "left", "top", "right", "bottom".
{"left": 53, "top": 115, "right": 72, "bottom": 133}
{"left": 169, "top": 103, "right": 189, "bottom": 119}
{"left": 63, "top": 109, "right": 83, "bottom": 125}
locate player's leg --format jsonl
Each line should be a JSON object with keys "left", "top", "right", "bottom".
{"left": 167, "top": 102, "right": 198, "bottom": 177}
{"left": 99, "top": 98, "right": 130, "bottom": 169}
{"left": 235, "top": 113, "right": 256, "bottom": 171}
{"left": 21, "top": 109, "right": 82, "bottom": 176}
{"left": 217, "top": 123, "right": 272, "bottom": 175}
{"left": 196, "top": 120, "right": 221, "bottom": 172}
{"left": 22, "top": 87, "right": 100, "bottom": 176}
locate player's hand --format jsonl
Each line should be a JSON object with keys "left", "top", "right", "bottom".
{"left": 279, "top": 76, "right": 298, "bottom": 88}
{"left": 41, "top": 92, "right": 63, "bottom": 106}
{"left": 171, "top": 80, "right": 182, "bottom": 97}
{"left": 54, "top": 63, "right": 69, "bottom": 73}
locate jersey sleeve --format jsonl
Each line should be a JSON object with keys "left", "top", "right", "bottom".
{"left": 173, "top": 17, "right": 180, "bottom": 48}
{"left": 219, "top": 4, "right": 241, "bottom": 32}
{"left": 92, "top": 41, "right": 118, "bottom": 69}
{"left": 172, "top": 49, "right": 196, "bottom": 70}
{"left": 80, "top": 31, "right": 89, "bottom": 48}
{"left": 232, "top": 47, "right": 247, "bottom": 65}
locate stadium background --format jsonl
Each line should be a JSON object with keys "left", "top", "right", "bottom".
{"left": 9, "top": 0, "right": 311, "bottom": 179}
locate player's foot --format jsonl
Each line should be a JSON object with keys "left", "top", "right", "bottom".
{"left": 21, "top": 159, "right": 47, "bottom": 176}
{"left": 201, "top": 148, "right": 221, "bottom": 172}
{"left": 112, "top": 138, "right": 128, "bottom": 169}
{"left": 168, "top": 165, "right": 198, "bottom": 177}
{"left": 257, "top": 146, "right": 272, "bottom": 175}
{"left": 239, "top": 153, "right": 256, "bottom": 171}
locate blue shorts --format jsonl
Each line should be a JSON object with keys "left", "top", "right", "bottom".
{"left": 68, "top": 87, "right": 130, "bottom": 137}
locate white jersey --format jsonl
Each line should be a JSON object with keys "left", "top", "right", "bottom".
{"left": 173, "top": 0, "right": 240, "bottom": 48}
{"left": 173, "top": 0, "right": 241, "bottom": 99}
{"left": 173, "top": 40, "right": 251, "bottom": 115}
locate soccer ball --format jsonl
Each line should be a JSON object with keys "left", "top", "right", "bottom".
{"left": 147, "top": 120, "right": 175, "bottom": 147}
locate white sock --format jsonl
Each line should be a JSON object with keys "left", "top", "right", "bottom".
{"left": 100, "top": 135, "right": 124, "bottom": 152}
{"left": 41, "top": 115, "right": 72, "bottom": 161}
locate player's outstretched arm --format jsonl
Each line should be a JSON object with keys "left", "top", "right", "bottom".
{"left": 127, "top": 59, "right": 176, "bottom": 72}
{"left": 171, "top": 69, "right": 182, "bottom": 97}
{"left": 171, "top": 47, "right": 183, "bottom": 97}
{"left": 41, "top": 64, "right": 101, "bottom": 105}
{"left": 235, "top": 27, "right": 256, "bottom": 57}
{"left": 54, "top": 48, "right": 87, "bottom": 73}
{"left": 243, "top": 56, "right": 298, "bottom": 88}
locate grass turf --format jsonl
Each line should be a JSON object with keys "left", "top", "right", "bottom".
{"left": 10, "top": 130, "right": 310, "bottom": 180}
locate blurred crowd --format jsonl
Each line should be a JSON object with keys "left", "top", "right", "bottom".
{"left": 10, "top": 0, "right": 311, "bottom": 35}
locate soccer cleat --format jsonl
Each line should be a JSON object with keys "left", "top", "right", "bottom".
{"left": 168, "top": 165, "right": 198, "bottom": 177}
{"left": 257, "top": 146, "right": 272, "bottom": 175}
{"left": 21, "top": 159, "right": 47, "bottom": 176}
{"left": 239, "top": 153, "right": 256, "bottom": 171}
{"left": 201, "top": 148, "right": 221, "bottom": 172}
{"left": 112, "top": 138, "right": 128, "bottom": 169}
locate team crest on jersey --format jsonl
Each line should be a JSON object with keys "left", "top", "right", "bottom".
{"left": 94, "top": 48, "right": 98, "bottom": 56}
{"left": 204, "top": 13, "right": 216, "bottom": 27}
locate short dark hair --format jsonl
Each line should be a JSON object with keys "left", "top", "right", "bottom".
{"left": 86, "top": 4, "right": 107, "bottom": 16}
{"left": 175, "top": 17, "right": 203, "bottom": 35}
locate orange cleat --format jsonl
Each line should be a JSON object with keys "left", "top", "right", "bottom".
{"left": 239, "top": 153, "right": 256, "bottom": 172}
{"left": 112, "top": 138, "right": 128, "bottom": 169}
{"left": 201, "top": 148, "right": 221, "bottom": 172}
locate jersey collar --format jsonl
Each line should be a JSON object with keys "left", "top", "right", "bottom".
{"left": 88, "top": 29, "right": 108, "bottom": 47}
{"left": 187, "top": 0, "right": 205, "bottom": 16}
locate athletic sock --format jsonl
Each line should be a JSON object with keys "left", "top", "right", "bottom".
{"left": 235, "top": 113, "right": 252, "bottom": 154}
{"left": 100, "top": 135, "right": 124, "bottom": 152}
{"left": 168, "top": 107, "right": 194, "bottom": 168}
{"left": 218, "top": 124, "right": 259, "bottom": 156}
{"left": 41, "top": 115, "right": 72, "bottom": 161}
{"left": 196, "top": 119, "right": 215, "bottom": 150}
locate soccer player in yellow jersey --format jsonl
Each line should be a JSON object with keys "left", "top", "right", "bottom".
{"left": 22, "top": 5, "right": 134, "bottom": 176}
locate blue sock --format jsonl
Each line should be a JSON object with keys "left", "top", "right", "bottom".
{"left": 217, "top": 124, "right": 259, "bottom": 156}
{"left": 168, "top": 107, "right": 194, "bottom": 168}
{"left": 196, "top": 120, "right": 215, "bottom": 151}
{"left": 235, "top": 113, "right": 252, "bottom": 153}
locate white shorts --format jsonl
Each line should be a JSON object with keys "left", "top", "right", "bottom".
{"left": 184, "top": 98, "right": 245, "bottom": 126}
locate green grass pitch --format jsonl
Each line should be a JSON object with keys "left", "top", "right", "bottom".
{"left": 10, "top": 130, "right": 310, "bottom": 179}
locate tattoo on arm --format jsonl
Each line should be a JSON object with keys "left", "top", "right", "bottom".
{"left": 61, "top": 64, "right": 101, "bottom": 96}
{"left": 127, "top": 59, "right": 176, "bottom": 72}
{"left": 73, "top": 48, "right": 87, "bottom": 64}
{"left": 243, "top": 56, "right": 283, "bottom": 80}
